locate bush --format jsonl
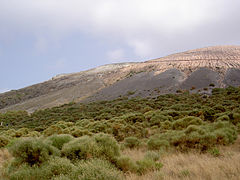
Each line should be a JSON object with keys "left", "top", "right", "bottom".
{"left": 136, "top": 158, "right": 163, "bottom": 175}
{"left": 7, "top": 157, "right": 76, "bottom": 180}
{"left": 41, "top": 157, "right": 76, "bottom": 177}
{"left": 9, "top": 138, "right": 60, "bottom": 166}
{"left": 93, "top": 133, "right": 120, "bottom": 161}
{"left": 72, "top": 159, "right": 123, "bottom": 180}
{"left": 62, "top": 133, "right": 120, "bottom": 162}
{"left": 115, "top": 156, "right": 137, "bottom": 172}
{"left": 172, "top": 116, "right": 203, "bottom": 130}
{"left": 7, "top": 164, "right": 49, "bottom": 180}
{"left": 45, "top": 134, "right": 74, "bottom": 150}
{"left": 124, "top": 137, "right": 140, "bottom": 149}
{"left": 147, "top": 138, "right": 169, "bottom": 150}
{"left": 160, "top": 120, "right": 173, "bottom": 130}
{"left": 61, "top": 136, "right": 98, "bottom": 161}
{"left": 232, "top": 113, "right": 240, "bottom": 125}
{"left": 208, "top": 147, "right": 220, "bottom": 157}
{"left": 123, "top": 113, "right": 145, "bottom": 123}
{"left": 43, "top": 125, "right": 64, "bottom": 136}
{"left": 144, "top": 151, "right": 160, "bottom": 161}
{"left": 149, "top": 121, "right": 237, "bottom": 151}
{"left": 14, "top": 128, "right": 29, "bottom": 137}
{"left": 71, "top": 128, "right": 91, "bottom": 137}
{"left": 217, "top": 115, "right": 230, "bottom": 121}
{"left": 0, "top": 135, "right": 9, "bottom": 148}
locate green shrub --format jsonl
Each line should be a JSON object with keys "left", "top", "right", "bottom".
{"left": 122, "top": 113, "right": 145, "bottom": 123}
{"left": 41, "top": 157, "right": 76, "bottom": 177}
{"left": 217, "top": 115, "right": 230, "bottom": 122}
{"left": 0, "top": 135, "right": 9, "bottom": 148}
{"left": 203, "top": 108, "right": 215, "bottom": 121}
{"left": 61, "top": 136, "right": 98, "bottom": 161}
{"left": 93, "top": 133, "right": 120, "bottom": 161}
{"left": 236, "top": 123, "right": 240, "bottom": 133}
{"left": 115, "top": 156, "right": 137, "bottom": 172}
{"left": 45, "top": 134, "right": 74, "bottom": 150}
{"left": 160, "top": 120, "right": 173, "bottom": 130}
{"left": 172, "top": 116, "right": 203, "bottom": 130}
{"left": 62, "top": 133, "right": 120, "bottom": 162}
{"left": 232, "top": 113, "right": 240, "bottom": 125}
{"left": 71, "top": 129, "right": 92, "bottom": 137}
{"left": 149, "top": 121, "right": 237, "bottom": 151}
{"left": 25, "top": 131, "right": 41, "bottom": 137}
{"left": 52, "top": 175, "right": 71, "bottom": 180}
{"left": 43, "top": 125, "right": 64, "bottom": 136}
{"left": 9, "top": 138, "right": 60, "bottom": 166}
{"left": 73, "top": 159, "right": 123, "bottom": 180}
{"left": 213, "top": 105, "right": 226, "bottom": 113}
{"left": 7, "top": 157, "right": 75, "bottom": 180}
{"left": 147, "top": 138, "right": 169, "bottom": 150}
{"left": 144, "top": 151, "right": 160, "bottom": 161}
{"left": 124, "top": 137, "right": 140, "bottom": 149}
{"left": 136, "top": 158, "right": 163, "bottom": 175}
{"left": 14, "top": 128, "right": 29, "bottom": 137}
{"left": 7, "top": 164, "right": 49, "bottom": 180}
{"left": 208, "top": 147, "right": 220, "bottom": 157}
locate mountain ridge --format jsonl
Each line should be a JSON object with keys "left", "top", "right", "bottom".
{"left": 1, "top": 45, "right": 240, "bottom": 112}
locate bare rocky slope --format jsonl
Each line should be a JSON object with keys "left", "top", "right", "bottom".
{"left": 1, "top": 45, "right": 240, "bottom": 112}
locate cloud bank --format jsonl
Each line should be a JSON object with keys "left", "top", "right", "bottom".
{"left": 1, "top": 0, "right": 240, "bottom": 59}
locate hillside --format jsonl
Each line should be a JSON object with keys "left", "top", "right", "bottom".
{"left": 1, "top": 86, "right": 240, "bottom": 179}
{"left": 1, "top": 45, "right": 240, "bottom": 112}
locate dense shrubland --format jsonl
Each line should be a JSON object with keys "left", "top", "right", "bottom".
{"left": 0, "top": 87, "right": 240, "bottom": 179}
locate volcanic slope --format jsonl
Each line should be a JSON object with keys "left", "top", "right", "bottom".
{"left": 1, "top": 45, "right": 240, "bottom": 112}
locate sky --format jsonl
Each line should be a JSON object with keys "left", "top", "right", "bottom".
{"left": 0, "top": 0, "right": 240, "bottom": 93}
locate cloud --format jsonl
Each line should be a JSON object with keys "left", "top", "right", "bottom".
{"left": 106, "top": 49, "right": 125, "bottom": 63}
{"left": 0, "top": 0, "right": 239, "bottom": 58}
{"left": 0, "top": 88, "right": 10, "bottom": 93}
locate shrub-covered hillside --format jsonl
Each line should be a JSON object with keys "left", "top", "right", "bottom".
{"left": 0, "top": 87, "right": 240, "bottom": 179}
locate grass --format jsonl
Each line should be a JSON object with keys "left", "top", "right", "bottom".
{"left": 1, "top": 137, "right": 240, "bottom": 179}
{"left": 125, "top": 136, "right": 240, "bottom": 180}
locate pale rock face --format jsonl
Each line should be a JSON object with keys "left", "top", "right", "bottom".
{"left": 1, "top": 46, "right": 240, "bottom": 112}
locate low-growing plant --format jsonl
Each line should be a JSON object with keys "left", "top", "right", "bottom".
{"left": 73, "top": 159, "right": 123, "bottom": 180}
{"left": 6, "top": 157, "right": 76, "bottom": 180}
{"left": 9, "top": 138, "right": 60, "bottom": 166}
{"left": 0, "top": 135, "right": 9, "bottom": 148}
{"left": 136, "top": 158, "right": 163, "bottom": 175}
{"left": 115, "top": 156, "right": 137, "bottom": 172}
{"left": 217, "top": 115, "right": 230, "bottom": 122}
{"left": 43, "top": 125, "right": 64, "bottom": 136}
{"left": 124, "top": 136, "right": 140, "bottom": 149}
{"left": 144, "top": 151, "right": 160, "bottom": 161}
{"left": 45, "top": 134, "right": 74, "bottom": 150}
{"left": 147, "top": 138, "right": 170, "bottom": 150}
{"left": 61, "top": 133, "right": 120, "bottom": 162}
{"left": 208, "top": 147, "right": 221, "bottom": 157}
{"left": 172, "top": 116, "right": 203, "bottom": 130}
{"left": 61, "top": 136, "right": 98, "bottom": 161}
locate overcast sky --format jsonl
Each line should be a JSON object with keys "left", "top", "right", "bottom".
{"left": 0, "top": 0, "right": 240, "bottom": 92}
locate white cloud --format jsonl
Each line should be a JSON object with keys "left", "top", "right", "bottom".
{"left": 0, "top": 88, "right": 10, "bottom": 93}
{"left": 0, "top": 0, "right": 237, "bottom": 57}
{"left": 106, "top": 49, "right": 125, "bottom": 63}
{"left": 128, "top": 39, "right": 154, "bottom": 58}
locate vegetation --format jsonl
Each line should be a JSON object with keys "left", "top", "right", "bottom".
{"left": 0, "top": 86, "right": 240, "bottom": 179}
